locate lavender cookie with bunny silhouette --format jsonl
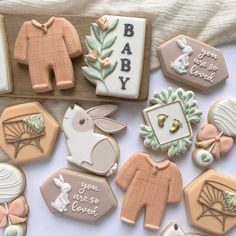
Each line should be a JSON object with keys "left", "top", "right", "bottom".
{"left": 63, "top": 104, "right": 127, "bottom": 176}
{"left": 158, "top": 35, "right": 228, "bottom": 90}
{"left": 40, "top": 168, "right": 117, "bottom": 223}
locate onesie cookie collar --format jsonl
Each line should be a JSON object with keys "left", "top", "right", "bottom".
{"left": 31, "top": 16, "right": 55, "bottom": 33}
{"left": 143, "top": 155, "right": 171, "bottom": 170}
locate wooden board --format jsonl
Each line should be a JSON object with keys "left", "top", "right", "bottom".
{"left": 0, "top": 13, "right": 151, "bottom": 102}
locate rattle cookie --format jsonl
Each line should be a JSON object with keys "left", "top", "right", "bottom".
{"left": 63, "top": 104, "right": 126, "bottom": 176}
{"left": 116, "top": 152, "right": 182, "bottom": 230}
{"left": 184, "top": 169, "right": 236, "bottom": 235}
{"left": 82, "top": 15, "right": 146, "bottom": 99}
{"left": 140, "top": 87, "right": 202, "bottom": 157}
{"left": 0, "top": 102, "right": 60, "bottom": 163}
{"left": 192, "top": 98, "right": 236, "bottom": 168}
{"left": 0, "top": 163, "right": 29, "bottom": 236}
{"left": 40, "top": 168, "right": 117, "bottom": 223}
{"left": 158, "top": 34, "right": 228, "bottom": 90}
{"left": 161, "top": 222, "right": 206, "bottom": 236}
{"left": 14, "top": 17, "right": 82, "bottom": 92}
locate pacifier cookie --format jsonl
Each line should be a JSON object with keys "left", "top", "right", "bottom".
{"left": 0, "top": 163, "right": 29, "bottom": 236}
{"left": 184, "top": 169, "right": 236, "bottom": 235}
{"left": 63, "top": 104, "right": 126, "bottom": 176}
{"left": 82, "top": 15, "right": 147, "bottom": 99}
{"left": 0, "top": 102, "right": 60, "bottom": 163}
{"left": 40, "top": 168, "right": 117, "bottom": 223}
{"left": 192, "top": 98, "right": 236, "bottom": 168}
{"left": 140, "top": 87, "right": 202, "bottom": 157}
{"left": 116, "top": 152, "right": 182, "bottom": 230}
{"left": 158, "top": 34, "right": 228, "bottom": 90}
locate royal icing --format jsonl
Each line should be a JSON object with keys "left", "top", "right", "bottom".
{"left": 140, "top": 87, "right": 202, "bottom": 157}
{"left": 0, "top": 15, "right": 12, "bottom": 94}
{"left": 63, "top": 104, "right": 126, "bottom": 176}
{"left": 158, "top": 35, "right": 228, "bottom": 90}
{"left": 41, "top": 169, "right": 117, "bottom": 222}
{"left": 82, "top": 15, "right": 146, "bottom": 99}
{"left": 4, "top": 225, "right": 25, "bottom": 236}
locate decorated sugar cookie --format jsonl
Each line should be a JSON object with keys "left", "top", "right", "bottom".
{"left": 63, "top": 104, "right": 126, "bottom": 176}
{"left": 184, "top": 169, "right": 236, "bottom": 235}
{"left": 192, "top": 98, "right": 236, "bottom": 168}
{"left": 158, "top": 35, "right": 228, "bottom": 90}
{"left": 82, "top": 15, "right": 146, "bottom": 99}
{"left": 116, "top": 152, "right": 182, "bottom": 230}
{"left": 0, "top": 15, "right": 12, "bottom": 94}
{"left": 0, "top": 102, "right": 60, "bottom": 163}
{"left": 0, "top": 163, "right": 28, "bottom": 236}
{"left": 161, "top": 222, "right": 206, "bottom": 236}
{"left": 140, "top": 87, "right": 202, "bottom": 157}
{"left": 40, "top": 168, "right": 117, "bottom": 222}
{"left": 14, "top": 17, "right": 82, "bottom": 92}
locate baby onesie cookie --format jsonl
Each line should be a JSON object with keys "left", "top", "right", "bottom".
{"left": 158, "top": 35, "right": 228, "bottom": 90}
{"left": 0, "top": 163, "right": 28, "bottom": 236}
{"left": 184, "top": 169, "right": 236, "bottom": 235}
{"left": 140, "top": 87, "right": 202, "bottom": 157}
{"left": 161, "top": 222, "right": 206, "bottom": 236}
{"left": 0, "top": 102, "right": 60, "bottom": 163}
{"left": 82, "top": 15, "right": 146, "bottom": 99}
{"left": 40, "top": 168, "right": 117, "bottom": 223}
{"left": 192, "top": 98, "right": 236, "bottom": 168}
{"left": 63, "top": 104, "right": 126, "bottom": 176}
{"left": 0, "top": 15, "right": 12, "bottom": 94}
{"left": 116, "top": 152, "right": 182, "bottom": 230}
{"left": 14, "top": 17, "right": 82, "bottom": 93}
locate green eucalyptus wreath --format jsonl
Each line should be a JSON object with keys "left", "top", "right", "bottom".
{"left": 140, "top": 87, "right": 202, "bottom": 157}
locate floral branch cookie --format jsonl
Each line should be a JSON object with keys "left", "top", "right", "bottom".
{"left": 63, "top": 104, "right": 126, "bottom": 176}
{"left": 0, "top": 163, "right": 28, "bottom": 236}
{"left": 140, "top": 87, "right": 202, "bottom": 157}
{"left": 82, "top": 15, "right": 147, "bottom": 99}
{"left": 192, "top": 98, "right": 236, "bottom": 168}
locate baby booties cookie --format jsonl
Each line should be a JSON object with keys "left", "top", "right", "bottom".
{"left": 63, "top": 104, "right": 126, "bottom": 176}
{"left": 14, "top": 17, "right": 82, "bottom": 92}
{"left": 116, "top": 152, "right": 182, "bottom": 230}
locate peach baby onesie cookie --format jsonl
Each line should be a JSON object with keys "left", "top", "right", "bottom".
{"left": 63, "top": 104, "right": 126, "bottom": 176}
{"left": 184, "top": 169, "right": 236, "bottom": 236}
{"left": 192, "top": 98, "right": 236, "bottom": 168}
{"left": 140, "top": 87, "right": 202, "bottom": 157}
{"left": 0, "top": 163, "right": 29, "bottom": 236}
{"left": 0, "top": 15, "right": 12, "bottom": 94}
{"left": 116, "top": 152, "right": 182, "bottom": 230}
{"left": 0, "top": 102, "right": 60, "bottom": 163}
{"left": 14, "top": 17, "right": 82, "bottom": 93}
{"left": 158, "top": 35, "right": 228, "bottom": 90}
{"left": 40, "top": 168, "right": 117, "bottom": 223}
{"left": 82, "top": 15, "right": 146, "bottom": 99}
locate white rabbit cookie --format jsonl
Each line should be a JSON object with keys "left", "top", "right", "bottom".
{"left": 63, "top": 104, "right": 126, "bottom": 176}
{"left": 158, "top": 34, "right": 228, "bottom": 90}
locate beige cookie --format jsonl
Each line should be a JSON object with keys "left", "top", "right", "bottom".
{"left": 0, "top": 102, "right": 60, "bottom": 163}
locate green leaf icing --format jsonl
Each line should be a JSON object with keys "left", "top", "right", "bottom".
{"left": 140, "top": 87, "right": 202, "bottom": 157}
{"left": 223, "top": 191, "right": 236, "bottom": 212}
{"left": 23, "top": 113, "right": 45, "bottom": 133}
{"left": 82, "top": 17, "right": 119, "bottom": 92}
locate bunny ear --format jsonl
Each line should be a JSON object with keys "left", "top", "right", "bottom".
{"left": 182, "top": 37, "right": 187, "bottom": 45}
{"left": 93, "top": 117, "right": 127, "bottom": 134}
{"left": 176, "top": 39, "right": 186, "bottom": 49}
{"left": 86, "top": 104, "right": 119, "bottom": 118}
{"left": 59, "top": 174, "right": 64, "bottom": 183}
{"left": 53, "top": 178, "right": 62, "bottom": 187}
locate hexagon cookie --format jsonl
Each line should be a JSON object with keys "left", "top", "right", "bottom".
{"left": 158, "top": 35, "right": 228, "bottom": 90}
{"left": 0, "top": 102, "right": 60, "bottom": 163}
{"left": 40, "top": 168, "right": 117, "bottom": 223}
{"left": 184, "top": 169, "right": 236, "bottom": 235}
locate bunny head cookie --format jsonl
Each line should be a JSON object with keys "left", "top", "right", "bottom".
{"left": 158, "top": 35, "right": 228, "bottom": 90}
{"left": 140, "top": 87, "right": 202, "bottom": 157}
{"left": 63, "top": 104, "right": 127, "bottom": 176}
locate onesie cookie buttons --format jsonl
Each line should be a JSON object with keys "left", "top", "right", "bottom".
{"left": 116, "top": 152, "right": 182, "bottom": 230}
{"left": 14, "top": 17, "right": 82, "bottom": 93}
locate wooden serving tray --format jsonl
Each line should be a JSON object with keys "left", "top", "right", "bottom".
{"left": 1, "top": 13, "right": 151, "bottom": 102}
